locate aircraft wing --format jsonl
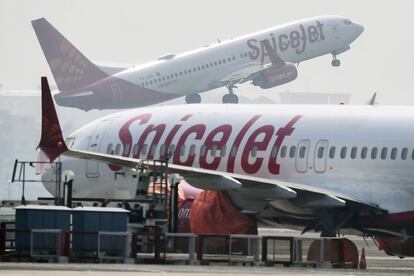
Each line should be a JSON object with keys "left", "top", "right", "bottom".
{"left": 62, "top": 148, "right": 383, "bottom": 213}
{"left": 215, "top": 40, "right": 287, "bottom": 87}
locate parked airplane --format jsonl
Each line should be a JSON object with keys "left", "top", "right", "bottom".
{"left": 37, "top": 77, "right": 414, "bottom": 257}
{"left": 32, "top": 16, "right": 363, "bottom": 110}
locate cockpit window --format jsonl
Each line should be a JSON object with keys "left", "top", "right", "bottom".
{"left": 343, "top": 19, "right": 352, "bottom": 25}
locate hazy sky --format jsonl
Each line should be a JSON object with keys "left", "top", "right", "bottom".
{"left": 1, "top": 0, "right": 414, "bottom": 104}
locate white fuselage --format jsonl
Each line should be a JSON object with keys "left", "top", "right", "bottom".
{"left": 111, "top": 15, "right": 363, "bottom": 95}
{"left": 42, "top": 105, "right": 414, "bottom": 214}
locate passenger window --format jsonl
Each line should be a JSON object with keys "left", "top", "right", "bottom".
{"left": 391, "top": 147, "right": 397, "bottom": 160}
{"left": 106, "top": 143, "right": 113, "bottom": 154}
{"left": 169, "top": 144, "right": 176, "bottom": 155}
{"left": 211, "top": 145, "right": 217, "bottom": 156}
{"left": 371, "top": 147, "right": 378, "bottom": 159}
{"left": 381, "top": 147, "right": 387, "bottom": 160}
{"left": 221, "top": 145, "right": 227, "bottom": 157}
{"left": 214, "top": 61, "right": 218, "bottom": 66}
{"left": 202, "top": 65, "right": 205, "bottom": 69}
{"left": 222, "top": 59, "right": 226, "bottom": 63}
{"left": 299, "top": 146, "right": 306, "bottom": 158}
{"left": 361, "top": 147, "right": 367, "bottom": 159}
{"left": 251, "top": 145, "right": 258, "bottom": 157}
{"left": 123, "top": 144, "right": 131, "bottom": 156}
{"left": 280, "top": 146, "right": 287, "bottom": 158}
{"left": 230, "top": 145, "right": 237, "bottom": 157}
{"left": 179, "top": 145, "right": 185, "bottom": 156}
{"left": 317, "top": 146, "right": 324, "bottom": 159}
{"left": 402, "top": 147, "right": 408, "bottom": 160}
{"left": 115, "top": 144, "right": 122, "bottom": 155}
{"left": 351, "top": 147, "right": 357, "bottom": 159}
{"left": 218, "top": 60, "right": 222, "bottom": 65}
{"left": 289, "top": 146, "right": 296, "bottom": 158}
{"left": 232, "top": 56, "right": 236, "bottom": 60}
{"left": 141, "top": 144, "right": 148, "bottom": 155}
{"left": 340, "top": 147, "right": 347, "bottom": 159}
{"left": 150, "top": 144, "right": 157, "bottom": 156}
{"left": 329, "top": 146, "right": 335, "bottom": 159}
{"left": 189, "top": 145, "right": 196, "bottom": 156}
{"left": 159, "top": 144, "right": 166, "bottom": 156}
{"left": 271, "top": 146, "right": 278, "bottom": 158}
{"left": 200, "top": 145, "right": 206, "bottom": 156}
{"left": 179, "top": 72, "right": 183, "bottom": 76}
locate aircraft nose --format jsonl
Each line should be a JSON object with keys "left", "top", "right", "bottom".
{"left": 354, "top": 23, "right": 364, "bottom": 37}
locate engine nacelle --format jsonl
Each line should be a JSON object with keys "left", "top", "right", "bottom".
{"left": 375, "top": 237, "right": 414, "bottom": 257}
{"left": 252, "top": 63, "right": 298, "bottom": 89}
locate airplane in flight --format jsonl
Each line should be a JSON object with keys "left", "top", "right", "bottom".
{"left": 32, "top": 16, "right": 364, "bottom": 110}
{"left": 38, "top": 76, "right": 414, "bottom": 257}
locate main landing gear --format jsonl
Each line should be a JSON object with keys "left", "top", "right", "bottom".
{"left": 185, "top": 94, "right": 201, "bottom": 104}
{"left": 222, "top": 85, "right": 239, "bottom": 104}
{"left": 331, "top": 55, "right": 341, "bottom": 67}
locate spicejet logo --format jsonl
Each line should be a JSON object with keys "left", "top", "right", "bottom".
{"left": 108, "top": 114, "right": 302, "bottom": 175}
{"left": 247, "top": 20, "right": 325, "bottom": 63}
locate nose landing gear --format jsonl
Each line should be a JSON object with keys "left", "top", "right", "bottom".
{"left": 222, "top": 84, "right": 239, "bottom": 104}
{"left": 331, "top": 55, "right": 341, "bottom": 67}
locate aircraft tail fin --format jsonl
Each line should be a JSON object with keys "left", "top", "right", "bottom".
{"left": 37, "top": 77, "right": 68, "bottom": 162}
{"left": 32, "top": 18, "right": 108, "bottom": 93}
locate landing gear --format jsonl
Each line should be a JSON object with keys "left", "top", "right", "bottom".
{"left": 331, "top": 55, "right": 341, "bottom": 67}
{"left": 185, "top": 94, "right": 201, "bottom": 104}
{"left": 222, "top": 85, "right": 239, "bottom": 104}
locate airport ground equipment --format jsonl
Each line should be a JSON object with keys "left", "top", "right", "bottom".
{"left": 71, "top": 207, "right": 129, "bottom": 261}
{"left": 14, "top": 205, "right": 71, "bottom": 262}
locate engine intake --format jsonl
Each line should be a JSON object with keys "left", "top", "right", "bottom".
{"left": 253, "top": 63, "right": 298, "bottom": 89}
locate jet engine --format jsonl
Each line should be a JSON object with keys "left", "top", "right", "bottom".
{"left": 375, "top": 237, "right": 414, "bottom": 258}
{"left": 252, "top": 63, "right": 298, "bottom": 89}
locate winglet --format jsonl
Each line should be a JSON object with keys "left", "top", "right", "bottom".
{"left": 368, "top": 92, "right": 377, "bottom": 106}
{"left": 37, "top": 77, "right": 68, "bottom": 161}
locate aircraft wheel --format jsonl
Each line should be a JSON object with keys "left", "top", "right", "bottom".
{"left": 222, "top": 94, "right": 239, "bottom": 104}
{"left": 331, "top": 59, "right": 341, "bottom": 67}
{"left": 185, "top": 94, "right": 201, "bottom": 104}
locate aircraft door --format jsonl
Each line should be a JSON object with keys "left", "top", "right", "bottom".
{"left": 295, "top": 139, "right": 310, "bottom": 173}
{"left": 86, "top": 120, "right": 112, "bottom": 178}
{"left": 314, "top": 140, "right": 329, "bottom": 173}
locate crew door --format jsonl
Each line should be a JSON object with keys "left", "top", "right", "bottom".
{"left": 295, "top": 139, "right": 310, "bottom": 173}
{"left": 86, "top": 120, "right": 112, "bottom": 178}
{"left": 314, "top": 140, "right": 329, "bottom": 173}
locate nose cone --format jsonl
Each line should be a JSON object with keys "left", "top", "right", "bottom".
{"left": 353, "top": 23, "right": 364, "bottom": 38}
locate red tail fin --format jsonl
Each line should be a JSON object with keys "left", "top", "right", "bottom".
{"left": 37, "top": 77, "right": 68, "bottom": 161}
{"left": 32, "top": 18, "right": 107, "bottom": 93}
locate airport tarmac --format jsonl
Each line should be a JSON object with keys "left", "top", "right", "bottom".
{"left": 0, "top": 261, "right": 413, "bottom": 276}
{"left": 1, "top": 229, "right": 413, "bottom": 275}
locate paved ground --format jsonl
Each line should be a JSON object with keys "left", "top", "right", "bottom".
{"left": 0, "top": 262, "right": 414, "bottom": 276}
{"left": 1, "top": 229, "right": 413, "bottom": 275}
